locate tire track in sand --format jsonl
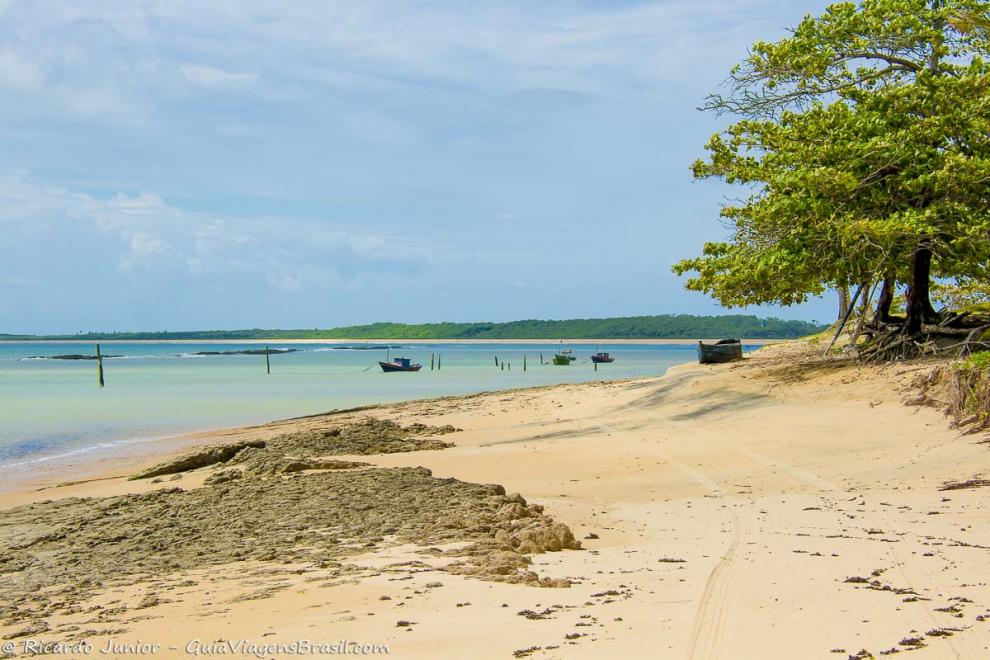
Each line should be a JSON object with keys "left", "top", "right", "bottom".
{"left": 584, "top": 394, "right": 967, "bottom": 659}
{"left": 663, "top": 442, "right": 848, "bottom": 659}
{"left": 584, "top": 406, "right": 751, "bottom": 660}
{"left": 654, "top": 451, "right": 743, "bottom": 660}
{"left": 734, "top": 445, "right": 842, "bottom": 493}
{"left": 583, "top": 416, "right": 746, "bottom": 659}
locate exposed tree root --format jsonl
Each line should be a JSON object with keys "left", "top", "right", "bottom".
{"left": 855, "top": 314, "right": 990, "bottom": 363}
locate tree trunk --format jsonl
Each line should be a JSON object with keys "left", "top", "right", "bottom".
{"left": 857, "top": 281, "right": 871, "bottom": 320}
{"left": 837, "top": 285, "right": 850, "bottom": 322}
{"left": 849, "top": 281, "right": 872, "bottom": 344}
{"left": 905, "top": 246, "right": 937, "bottom": 334}
{"left": 849, "top": 282, "right": 873, "bottom": 344}
{"left": 875, "top": 276, "right": 895, "bottom": 324}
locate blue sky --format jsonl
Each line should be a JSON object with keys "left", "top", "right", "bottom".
{"left": 0, "top": 0, "right": 835, "bottom": 334}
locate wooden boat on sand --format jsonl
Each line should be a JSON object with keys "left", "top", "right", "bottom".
{"left": 697, "top": 339, "right": 743, "bottom": 364}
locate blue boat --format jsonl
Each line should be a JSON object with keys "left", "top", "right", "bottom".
{"left": 379, "top": 356, "right": 422, "bottom": 372}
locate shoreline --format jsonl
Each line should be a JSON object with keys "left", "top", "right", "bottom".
{"left": 0, "top": 375, "right": 661, "bottom": 496}
{"left": 0, "top": 345, "right": 703, "bottom": 491}
{"left": 0, "top": 337, "right": 787, "bottom": 345}
{"left": 0, "top": 425, "right": 237, "bottom": 496}
{"left": 4, "top": 342, "right": 989, "bottom": 658}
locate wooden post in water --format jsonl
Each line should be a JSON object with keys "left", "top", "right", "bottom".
{"left": 96, "top": 344, "right": 105, "bottom": 387}
{"left": 540, "top": 352, "right": 544, "bottom": 365}
{"left": 523, "top": 354, "right": 527, "bottom": 372}
{"left": 594, "top": 361, "right": 598, "bottom": 372}
{"left": 265, "top": 345, "right": 271, "bottom": 374}
{"left": 431, "top": 353, "right": 435, "bottom": 371}
{"left": 501, "top": 362, "right": 504, "bottom": 371}
{"left": 494, "top": 356, "right": 499, "bottom": 367}
{"left": 437, "top": 354, "right": 441, "bottom": 370}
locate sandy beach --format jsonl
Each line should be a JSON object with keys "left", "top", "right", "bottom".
{"left": 2, "top": 341, "right": 989, "bottom": 659}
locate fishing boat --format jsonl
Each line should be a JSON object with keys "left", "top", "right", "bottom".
{"left": 553, "top": 348, "right": 577, "bottom": 365}
{"left": 379, "top": 356, "right": 422, "bottom": 372}
{"left": 591, "top": 351, "right": 614, "bottom": 364}
{"left": 697, "top": 339, "right": 743, "bottom": 364}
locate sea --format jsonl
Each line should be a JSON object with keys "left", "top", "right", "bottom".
{"left": 0, "top": 341, "right": 700, "bottom": 475}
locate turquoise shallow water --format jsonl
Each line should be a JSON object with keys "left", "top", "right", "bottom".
{"left": 0, "top": 341, "right": 699, "bottom": 470}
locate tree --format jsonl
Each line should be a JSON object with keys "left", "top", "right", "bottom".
{"left": 933, "top": 275, "right": 990, "bottom": 309}
{"left": 674, "top": 0, "right": 990, "bottom": 341}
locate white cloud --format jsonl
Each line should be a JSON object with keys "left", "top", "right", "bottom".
{"left": 109, "top": 192, "right": 167, "bottom": 213}
{"left": 0, "top": 49, "right": 42, "bottom": 89}
{"left": 181, "top": 63, "right": 256, "bottom": 89}
{"left": 120, "top": 232, "right": 170, "bottom": 271}
{"left": 0, "top": 171, "right": 435, "bottom": 287}
{"left": 0, "top": 0, "right": 811, "bottom": 143}
{"left": 0, "top": 0, "right": 790, "bottom": 104}
{"left": 0, "top": 2, "right": 837, "bottom": 330}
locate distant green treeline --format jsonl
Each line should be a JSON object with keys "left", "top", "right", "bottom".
{"left": 2, "top": 315, "right": 825, "bottom": 341}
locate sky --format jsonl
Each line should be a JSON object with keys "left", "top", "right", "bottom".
{"left": 0, "top": 0, "right": 836, "bottom": 334}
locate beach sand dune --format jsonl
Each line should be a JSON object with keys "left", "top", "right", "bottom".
{"left": 1, "top": 342, "right": 988, "bottom": 659}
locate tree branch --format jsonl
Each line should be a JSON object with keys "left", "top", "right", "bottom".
{"left": 838, "top": 51, "right": 922, "bottom": 71}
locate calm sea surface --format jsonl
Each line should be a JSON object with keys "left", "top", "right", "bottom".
{"left": 0, "top": 341, "right": 700, "bottom": 470}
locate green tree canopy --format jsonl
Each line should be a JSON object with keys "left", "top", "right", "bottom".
{"left": 674, "top": 0, "right": 990, "bottom": 333}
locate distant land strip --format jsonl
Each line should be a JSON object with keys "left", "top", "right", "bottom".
{"left": 1, "top": 315, "right": 826, "bottom": 341}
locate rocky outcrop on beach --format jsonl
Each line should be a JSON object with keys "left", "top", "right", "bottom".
{"left": 258, "top": 418, "right": 460, "bottom": 457}
{"left": 0, "top": 416, "right": 579, "bottom": 635}
{"left": 445, "top": 491, "right": 580, "bottom": 587}
{"left": 131, "top": 418, "right": 458, "bottom": 482}
{"left": 129, "top": 439, "right": 265, "bottom": 479}
{"left": 0, "top": 466, "right": 579, "bottom": 632}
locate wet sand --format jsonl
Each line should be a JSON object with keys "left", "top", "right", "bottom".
{"left": 1, "top": 341, "right": 989, "bottom": 658}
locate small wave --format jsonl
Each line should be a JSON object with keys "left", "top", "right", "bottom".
{"left": 2, "top": 442, "right": 122, "bottom": 468}
{"left": 0, "top": 431, "right": 187, "bottom": 470}
{"left": 9, "top": 355, "right": 105, "bottom": 362}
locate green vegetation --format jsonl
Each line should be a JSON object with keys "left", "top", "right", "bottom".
{"left": 0, "top": 315, "right": 825, "bottom": 341}
{"left": 960, "top": 351, "right": 990, "bottom": 371}
{"left": 947, "top": 351, "right": 990, "bottom": 430}
{"left": 674, "top": 0, "right": 990, "bottom": 344}
{"left": 933, "top": 277, "right": 990, "bottom": 311}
